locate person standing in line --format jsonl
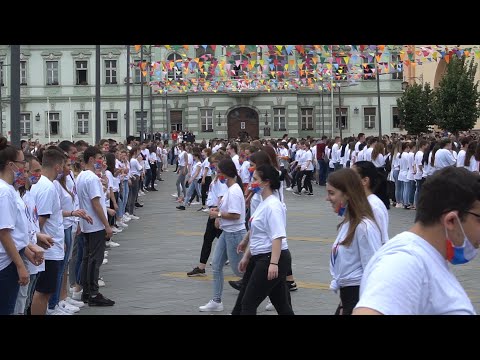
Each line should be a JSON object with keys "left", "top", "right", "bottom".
{"left": 231, "top": 164, "right": 294, "bottom": 315}
{"left": 199, "top": 158, "right": 246, "bottom": 312}
{"left": 0, "top": 139, "right": 33, "bottom": 315}
{"left": 353, "top": 167, "right": 480, "bottom": 315}
{"left": 352, "top": 161, "right": 389, "bottom": 245}
{"left": 76, "top": 146, "right": 114, "bottom": 306}
{"left": 326, "top": 168, "right": 382, "bottom": 315}
{"left": 30, "top": 148, "right": 67, "bottom": 315}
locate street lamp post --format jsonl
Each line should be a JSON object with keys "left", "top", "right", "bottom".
{"left": 338, "top": 85, "right": 343, "bottom": 140}
{"left": 375, "top": 56, "right": 382, "bottom": 138}
{"left": 126, "top": 45, "right": 131, "bottom": 136}
{"left": 217, "top": 112, "right": 222, "bottom": 127}
{"left": 140, "top": 45, "right": 144, "bottom": 140}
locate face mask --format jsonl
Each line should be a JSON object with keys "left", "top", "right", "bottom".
{"left": 336, "top": 202, "right": 346, "bottom": 217}
{"left": 246, "top": 156, "right": 250, "bottom": 161}
{"left": 70, "top": 156, "right": 77, "bottom": 166}
{"left": 12, "top": 164, "right": 26, "bottom": 187}
{"left": 446, "top": 215, "right": 478, "bottom": 265}
{"left": 29, "top": 173, "right": 41, "bottom": 185}
{"left": 248, "top": 166, "right": 255, "bottom": 177}
{"left": 218, "top": 175, "right": 227, "bottom": 184}
{"left": 250, "top": 182, "right": 263, "bottom": 195}
{"left": 94, "top": 159, "right": 103, "bottom": 171}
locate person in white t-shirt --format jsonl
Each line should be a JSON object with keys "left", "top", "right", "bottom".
{"left": 199, "top": 158, "right": 246, "bottom": 312}
{"left": 76, "top": 146, "right": 114, "bottom": 307}
{"left": 354, "top": 166, "right": 480, "bottom": 315}
{"left": 227, "top": 142, "right": 241, "bottom": 173}
{"left": 352, "top": 161, "right": 389, "bottom": 245}
{"left": 326, "top": 168, "right": 382, "bottom": 315}
{"left": 231, "top": 164, "right": 294, "bottom": 315}
{"left": 0, "top": 141, "right": 37, "bottom": 315}
{"left": 30, "top": 147, "right": 68, "bottom": 315}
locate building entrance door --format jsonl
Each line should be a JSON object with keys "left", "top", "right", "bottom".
{"left": 227, "top": 107, "right": 259, "bottom": 140}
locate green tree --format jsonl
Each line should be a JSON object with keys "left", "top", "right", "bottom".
{"left": 432, "top": 56, "right": 480, "bottom": 135}
{"left": 397, "top": 82, "right": 432, "bottom": 135}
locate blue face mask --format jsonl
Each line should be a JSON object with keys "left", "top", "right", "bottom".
{"left": 218, "top": 175, "right": 227, "bottom": 184}
{"left": 336, "top": 203, "right": 346, "bottom": 217}
{"left": 250, "top": 182, "right": 263, "bottom": 195}
{"left": 446, "top": 215, "right": 478, "bottom": 265}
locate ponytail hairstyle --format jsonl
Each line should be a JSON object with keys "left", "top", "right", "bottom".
{"left": 255, "top": 164, "right": 281, "bottom": 190}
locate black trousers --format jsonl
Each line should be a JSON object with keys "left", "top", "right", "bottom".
{"left": 149, "top": 163, "right": 157, "bottom": 189}
{"left": 231, "top": 249, "right": 294, "bottom": 315}
{"left": 334, "top": 285, "right": 360, "bottom": 315}
{"left": 201, "top": 176, "right": 212, "bottom": 206}
{"left": 199, "top": 215, "right": 223, "bottom": 265}
{"left": 80, "top": 230, "right": 106, "bottom": 297}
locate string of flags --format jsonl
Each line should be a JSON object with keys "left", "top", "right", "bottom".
{"left": 130, "top": 45, "right": 479, "bottom": 93}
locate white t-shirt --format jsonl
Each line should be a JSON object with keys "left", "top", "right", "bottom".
{"left": 456, "top": 149, "right": 466, "bottom": 168}
{"left": 105, "top": 170, "right": 115, "bottom": 206}
{"left": 54, "top": 180, "right": 76, "bottom": 229}
{"left": 239, "top": 160, "right": 251, "bottom": 184}
{"left": 30, "top": 175, "right": 64, "bottom": 261}
{"left": 355, "top": 231, "right": 476, "bottom": 315}
{"left": 371, "top": 154, "right": 385, "bottom": 168}
{"left": 414, "top": 151, "right": 424, "bottom": 180}
{"left": 367, "top": 194, "right": 389, "bottom": 245}
{"left": 219, "top": 183, "right": 245, "bottom": 232}
{"left": 76, "top": 170, "right": 107, "bottom": 234}
{"left": 129, "top": 158, "right": 143, "bottom": 177}
{"left": 434, "top": 148, "right": 456, "bottom": 170}
{"left": 329, "top": 218, "right": 382, "bottom": 292}
{"left": 141, "top": 149, "right": 150, "bottom": 170}
{"left": 249, "top": 195, "right": 288, "bottom": 256}
{"left": 231, "top": 154, "right": 241, "bottom": 172}
{"left": 206, "top": 179, "right": 228, "bottom": 207}
{"left": 22, "top": 190, "right": 43, "bottom": 275}
{"left": 0, "top": 179, "right": 29, "bottom": 271}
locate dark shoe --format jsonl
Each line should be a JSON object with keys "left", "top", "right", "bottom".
{"left": 306, "top": 192, "right": 314, "bottom": 196}
{"left": 287, "top": 281, "right": 298, "bottom": 292}
{"left": 293, "top": 191, "right": 301, "bottom": 196}
{"left": 176, "top": 205, "right": 186, "bottom": 210}
{"left": 88, "top": 293, "right": 115, "bottom": 306}
{"left": 197, "top": 207, "right": 206, "bottom": 212}
{"left": 150, "top": 188, "right": 158, "bottom": 191}
{"left": 158, "top": 178, "right": 164, "bottom": 181}
{"left": 135, "top": 202, "right": 144, "bottom": 207}
{"left": 228, "top": 279, "right": 243, "bottom": 291}
{"left": 81, "top": 292, "right": 90, "bottom": 303}
{"left": 187, "top": 267, "right": 206, "bottom": 277}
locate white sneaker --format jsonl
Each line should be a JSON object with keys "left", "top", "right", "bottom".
{"left": 46, "top": 305, "right": 72, "bottom": 315}
{"left": 117, "top": 221, "right": 128, "bottom": 228}
{"left": 202, "top": 208, "right": 210, "bottom": 213}
{"left": 104, "top": 251, "right": 108, "bottom": 257}
{"left": 171, "top": 193, "right": 179, "bottom": 197}
{"left": 72, "top": 290, "right": 83, "bottom": 301}
{"left": 190, "top": 201, "right": 201, "bottom": 205}
{"left": 285, "top": 187, "right": 293, "bottom": 191}
{"left": 106, "top": 240, "right": 120, "bottom": 248}
{"left": 102, "top": 258, "right": 109, "bottom": 265}
{"left": 199, "top": 300, "right": 224, "bottom": 312}
{"left": 98, "top": 278, "right": 106, "bottom": 287}
{"left": 59, "top": 300, "right": 80, "bottom": 313}
{"left": 265, "top": 301, "right": 275, "bottom": 311}
{"left": 138, "top": 191, "right": 145, "bottom": 196}
{"left": 123, "top": 215, "right": 131, "bottom": 223}
{"left": 111, "top": 227, "right": 122, "bottom": 234}
{"left": 65, "top": 297, "right": 85, "bottom": 308}
{"left": 129, "top": 214, "right": 140, "bottom": 220}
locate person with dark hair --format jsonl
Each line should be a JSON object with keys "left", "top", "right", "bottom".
{"left": 352, "top": 161, "right": 389, "bottom": 245}
{"left": 231, "top": 164, "right": 294, "bottom": 315}
{"left": 30, "top": 147, "right": 68, "bottom": 315}
{"left": 354, "top": 166, "right": 480, "bottom": 315}
{"left": 326, "top": 168, "right": 382, "bottom": 315}
{"left": 0, "top": 137, "right": 33, "bottom": 314}
{"left": 199, "top": 158, "right": 246, "bottom": 312}
{"left": 75, "top": 146, "right": 114, "bottom": 307}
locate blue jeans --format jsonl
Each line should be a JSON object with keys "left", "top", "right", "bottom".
{"left": 212, "top": 229, "right": 246, "bottom": 302}
{"left": 48, "top": 227, "right": 72, "bottom": 309}
{"left": 0, "top": 256, "right": 21, "bottom": 315}
{"left": 118, "top": 180, "right": 129, "bottom": 219}
{"left": 318, "top": 160, "right": 328, "bottom": 185}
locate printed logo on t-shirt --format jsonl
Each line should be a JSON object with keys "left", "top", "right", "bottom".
{"left": 330, "top": 242, "right": 340, "bottom": 267}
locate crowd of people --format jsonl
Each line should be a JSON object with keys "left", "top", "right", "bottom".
{"left": 1, "top": 128, "right": 480, "bottom": 315}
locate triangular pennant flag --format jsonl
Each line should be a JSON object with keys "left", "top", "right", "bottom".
{"left": 134, "top": 45, "right": 141, "bottom": 52}
{"left": 239, "top": 45, "right": 246, "bottom": 54}
{"left": 276, "top": 45, "right": 283, "bottom": 52}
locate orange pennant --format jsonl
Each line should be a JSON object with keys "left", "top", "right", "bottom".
{"left": 239, "top": 45, "right": 246, "bottom": 54}
{"left": 134, "top": 45, "right": 141, "bottom": 52}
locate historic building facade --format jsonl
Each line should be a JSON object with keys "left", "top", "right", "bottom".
{"left": 0, "top": 45, "right": 411, "bottom": 143}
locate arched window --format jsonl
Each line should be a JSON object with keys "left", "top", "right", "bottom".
{"left": 195, "top": 46, "right": 215, "bottom": 80}
{"left": 167, "top": 53, "right": 183, "bottom": 81}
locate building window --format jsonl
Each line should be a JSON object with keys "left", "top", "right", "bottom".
{"left": 0, "top": 61, "right": 3, "bottom": 86}
{"left": 268, "top": 47, "right": 287, "bottom": 79}
{"left": 364, "top": 107, "right": 376, "bottom": 129}
{"left": 20, "top": 61, "right": 27, "bottom": 85}
{"left": 49, "top": 112, "right": 60, "bottom": 135}
{"left": 105, "top": 60, "right": 117, "bottom": 84}
{"left": 20, "top": 113, "right": 31, "bottom": 136}
{"left": 391, "top": 54, "right": 403, "bottom": 80}
{"left": 273, "top": 108, "right": 286, "bottom": 131}
{"left": 335, "top": 107, "right": 348, "bottom": 129}
{"left": 77, "top": 112, "right": 89, "bottom": 134}
{"left": 167, "top": 53, "right": 183, "bottom": 81}
{"left": 135, "top": 111, "right": 148, "bottom": 134}
{"left": 392, "top": 107, "right": 401, "bottom": 128}
{"left": 201, "top": 109, "right": 213, "bottom": 132}
{"left": 76, "top": 61, "right": 88, "bottom": 85}
{"left": 362, "top": 58, "right": 375, "bottom": 80}
{"left": 106, "top": 112, "right": 118, "bottom": 134}
{"left": 46, "top": 61, "right": 59, "bottom": 85}
{"left": 134, "top": 60, "right": 148, "bottom": 84}
{"left": 301, "top": 108, "right": 314, "bottom": 130}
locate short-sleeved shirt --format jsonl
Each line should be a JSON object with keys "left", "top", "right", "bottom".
{"left": 219, "top": 183, "right": 245, "bottom": 232}
{"left": 76, "top": 170, "right": 107, "bottom": 233}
